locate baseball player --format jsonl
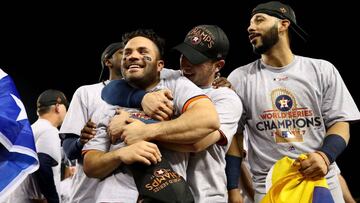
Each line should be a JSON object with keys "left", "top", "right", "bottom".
{"left": 166, "top": 24, "right": 243, "bottom": 202}
{"left": 6, "top": 89, "right": 68, "bottom": 203}
{"left": 82, "top": 29, "right": 220, "bottom": 202}
{"left": 59, "top": 42, "right": 124, "bottom": 203}
{"left": 227, "top": 1, "right": 360, "bottom": 202}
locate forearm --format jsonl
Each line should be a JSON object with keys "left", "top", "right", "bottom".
{"left": 160, "top": 130, "right": 221, "bottom": 152}
{"left": 326, "top": 121, "right": 350, "bottom": 143}
{"left": 319, "top": 121, "right": 350, "bottom": 164}
{"left": 153, "top": 99, "right": 220, "bottom": 143}
{"left": 83, "top": 150, "right": 122, "bottom": 179}
{"left": 62, "top": 136, "right": 83, "bottom": 160}
{"left": 227, "top": 133, "right": 243, "bottom": 157}
{"left": 35, "top": 153, "right": 59, "bottom": 203}
{"left": 241, "top": 162, "right": 254, "bottom": 200}
{"left": 226, "top": 134, "right": 243, "bottom": 190}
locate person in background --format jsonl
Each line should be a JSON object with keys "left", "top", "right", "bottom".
{"left": 6, "top": 89, "right": 68, "bottom": 203}
{"left": 59, "top": 42, "right": 124, "bottom": 203}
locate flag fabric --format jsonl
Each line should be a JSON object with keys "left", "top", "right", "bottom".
{"left": 0, "top": 69, "right": 39, "bottom": 201}
{"left": 262, "top": 154, "right": 334, "bottom": 203}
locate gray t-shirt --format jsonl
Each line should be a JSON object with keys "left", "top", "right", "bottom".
{"left": 187, "top": 86, "right": 242, "bottom": 203}
{"left": 60, "top": 82, "right": 111, "bottom": 203}
{"left": 163, "top": 69, "right": 243, "bottom": 202}
{"left": 83, "top": 74, "right": 207, "bottom": 202}
{"left": 228, "top": 55, "right": 360, "bottom": 194}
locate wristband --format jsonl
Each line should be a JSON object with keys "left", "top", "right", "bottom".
{"left": 225, "top": 155, "right": 242, "bottom": 190}
{"left": 319, "top": 134, "right": 346, "bottom": 164}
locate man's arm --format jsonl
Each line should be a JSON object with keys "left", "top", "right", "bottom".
{"left": 300, "top": 121, "right": 349, "bottom": 178}
{"left": 225, "top": 133, "right": 244, "bottom": 202}
{"left": 35, "top": 153, "right": 60, "bottom": 203}
{"left": 160, "top": 130, "right": 222, "bottom": 153}
{"left": 62, "top": 120, "right": 96, "bottom": 160}
{"left": 102, "top": 80, "right": 173, "bottom": 120}
{"left": 83, "top": 141, "right": 162, "bottom": 179}
{"left": 120, "top": 97, "right": 219, "bottom": 145}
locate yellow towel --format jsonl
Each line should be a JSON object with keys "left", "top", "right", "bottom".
{"left": 261, "top": 154, "right": 334, "bottom": 203}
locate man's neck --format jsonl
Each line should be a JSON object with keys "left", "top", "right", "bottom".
{"left": 39, "top": 114, "right": 59, "bottom": 128}
{"left": 261, "top": 43, "right": 294, "bottom": 68}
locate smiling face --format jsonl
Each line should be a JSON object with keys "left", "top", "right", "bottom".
{"left": 121, "top": 36, "right": 164, "bottom": 90}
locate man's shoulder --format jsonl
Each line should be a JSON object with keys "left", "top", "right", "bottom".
{"left": 296, "top": 55, "right": 336, "bottom": 73}
{"left": 75, "top": 82, "right": 104, "bottom": 94}
{"left": 208, "top": 87, "right": 241, "bottom": 103}
{"left": 230, "top": 60, "right": 259, "bottom": 76}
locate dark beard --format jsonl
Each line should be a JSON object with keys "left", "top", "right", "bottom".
{"left": 125, "top": 69, "right": 159, "bottom": 90}
{"left": 253, "top": 24, "right": 279, "bottom": 55}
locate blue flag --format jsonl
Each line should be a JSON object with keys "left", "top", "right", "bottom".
{"left": 0, "top": 69, "right": 39, "bottom": 201}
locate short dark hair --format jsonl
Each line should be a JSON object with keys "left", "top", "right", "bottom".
{"left": 122, "top": 29, "right": 165, "bottom": 59}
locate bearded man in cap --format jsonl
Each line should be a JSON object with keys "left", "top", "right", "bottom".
{"left": 225, "top": 1, "right": 360, "bottom": 202}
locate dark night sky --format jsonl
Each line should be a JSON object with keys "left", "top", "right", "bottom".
{"left": 1, "top": 1, "right": 359, "bottom": 197}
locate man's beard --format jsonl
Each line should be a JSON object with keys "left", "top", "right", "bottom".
{"left": 124, "top": 67, "right": 159, "bottom": 90}
{"left": 253, "top": 24, "right": 279, "bottom": 55}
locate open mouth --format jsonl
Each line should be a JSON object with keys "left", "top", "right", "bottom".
{"left": 249, "top": 33, "right": 260, "bottom": 43}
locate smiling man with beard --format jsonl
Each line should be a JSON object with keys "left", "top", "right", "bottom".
{"left": 82, "top": 29, "right": 220, "bottom": 203}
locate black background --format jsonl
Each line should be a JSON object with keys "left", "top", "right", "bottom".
{"left": 1, "top": 1, "right": 359, "bottom": 198}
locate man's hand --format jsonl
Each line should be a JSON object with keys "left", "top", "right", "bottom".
{"left": 212, "top": 77, "right": 232, "bottom": 89}
{"left": 116, "top": 141, "right": 162, "bottom": 165}
{"left": 298, "top": 152, "right": 329, "bottom": 179}
{"left": 228, "top": 188, "right": 244, "bottom": 203}
{"left": 108, "top": 110, "right": 130, "bottom": 144}
{"left": 121, "top": 118, "right": 154, "bottom": 145}
{"left": 80, "top": 119, "right": 96, "bottom": 145}
{"left": 141, "top": 89, "right": 174, "bottom": 121}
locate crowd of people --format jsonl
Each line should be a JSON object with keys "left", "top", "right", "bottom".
{"left": 1, "top": 1, "right": 359, "bottom": 203}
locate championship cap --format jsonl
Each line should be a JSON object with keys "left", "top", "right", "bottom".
{"left": 173, "top": 25, "right": 229, "bottom": 65}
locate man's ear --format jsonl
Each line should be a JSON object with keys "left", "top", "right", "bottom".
{"left": 279, "top": 19, "right": 290, "bottom": 32}
{"left": 104, "top": 58, "right": 112, "bottom": 69}
{"left": 55, "top": 103, "right": 61, "bottom": 113}
{"left": 157, "top": 60, "right": 164, "bottom": 72}
{"left": 215, "top": 59, "right": 225, "bottom": 72}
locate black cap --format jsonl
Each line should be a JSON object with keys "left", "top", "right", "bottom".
{"left": 101, "top": 42, "right": 124, "bottom": 67}
{"left": 252, "top": 1, "right": 308, "bottom": 41}
{"left": 37, "top": 89, "right": 69, "bottom": 109}
{"left": 173, "top": 25, "right": 229, "bottom": 65}
{"left": 129, "top": 158, "right": 194, "bottom": 203}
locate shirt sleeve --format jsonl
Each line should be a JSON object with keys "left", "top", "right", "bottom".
{"left": 214, "top": 88, "right": 243, "bottom": 150}
{"left": 321, "top": 61, "right": 360, "bottom": 127}
{"left": 60, "top": 87, "right": 88, "bottom": 136}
